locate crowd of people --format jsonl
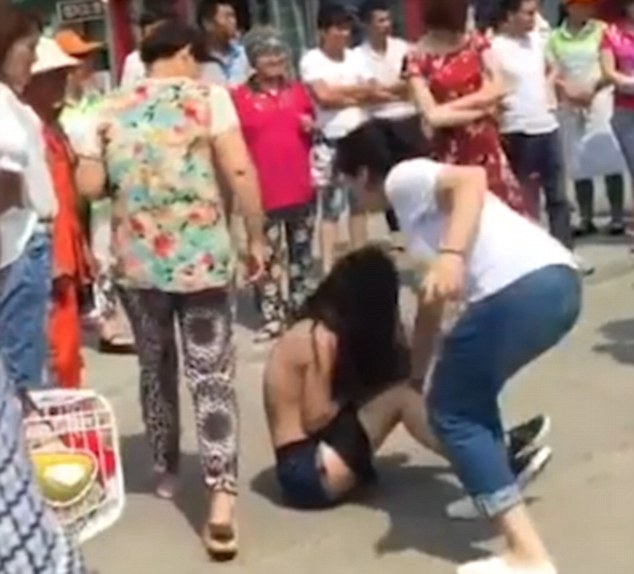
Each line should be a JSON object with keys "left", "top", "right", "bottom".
{"left": 0, "top": 0, "right": 633, "bottom": 572}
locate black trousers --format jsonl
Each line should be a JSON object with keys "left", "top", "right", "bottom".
{"left": 502, "top": 130, "right": 573, "bottom": 249}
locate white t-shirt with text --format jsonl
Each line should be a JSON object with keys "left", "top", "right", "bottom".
{"left": 354, "top": 37, "right": 417, "bottom": 120}
{"left": 491, "top": 31, "right": 558, "bottom": 135}
{"left": 300, "top": 48, "right": 371, "bottom": 140}
{"left": 385, "top": 158, "right": 575, "bottom": 302}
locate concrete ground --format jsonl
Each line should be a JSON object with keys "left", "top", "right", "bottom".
{"left": 82, "top": 219, "right": 634, "bottom": 574}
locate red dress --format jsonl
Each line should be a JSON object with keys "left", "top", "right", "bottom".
{"left": 405, "top": 34, "right": 530, "bottom": 216}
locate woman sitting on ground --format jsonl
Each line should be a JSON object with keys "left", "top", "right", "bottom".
{"left": 263, "top": 245, "right": 551, "bottom": 511}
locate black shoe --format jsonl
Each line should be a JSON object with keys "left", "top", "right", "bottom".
{"left": 510, "top": 445, "right": 553, "bottom": 488}
{"left": 573, "top": 221, "right": 598, "bottom": 237}
{"left": 605, "top": 221, "right": 626, "bottom": 236}
{"left": 507, "top": 414, "right": 551, "bottom": 459}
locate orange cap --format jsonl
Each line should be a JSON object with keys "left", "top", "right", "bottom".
{"left": 54, "top": 29, "right": 103, "bottom": 57}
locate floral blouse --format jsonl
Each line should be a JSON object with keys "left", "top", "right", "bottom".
{"left": 81, "top": 78, "right": 238, "bottom": 293}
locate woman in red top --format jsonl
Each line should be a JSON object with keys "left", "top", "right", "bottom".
{"left": 232, "top": 27, "right": 316, "bottom": 342}
{"left": 403, "top": 0, "right": 530, "bottom": 216}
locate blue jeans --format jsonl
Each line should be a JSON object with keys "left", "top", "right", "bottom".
{"left": 0, "top": 231, "right": 52, "bottom": 390}
{"left": 427, "top": 265, "right": 581, "bottom": 517}
{"left": 611, "top": 107, "right": 634, "bottom": 183}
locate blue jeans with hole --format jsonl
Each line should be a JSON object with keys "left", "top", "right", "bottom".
{"left": 0, "top": 231, "right": 52, "bottom": 390}
{"left": 427, "top": 265, "right": 581, "bottom": 517}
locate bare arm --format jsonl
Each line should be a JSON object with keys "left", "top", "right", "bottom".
{"left": 600, "top": 48, "right": 634, "bottom": 89}
{"left": 410, "top": 298, "right": 444, "bottom": 383}
{"left": 213, "top": 127, "right": 265, "bottom": 246}
{"left": 411, "top": 165, "right": 486, "bottom": 380}
{"left": 302, "top": 325, "right": 339, "bottom": 433}
{"left": 435, "top": 165, "right": 486, "bottom": 256}
{"left": 447, "top": 49, "right": 506, "bottom": 111}
{"left": 409, "top": 75, "right": 488, "bottom": 131}
{"left": 75, "top": 157, "right": 107, "bottom": 200}
{"left": 306, "top": 80, "right": 372, "bottom": 109}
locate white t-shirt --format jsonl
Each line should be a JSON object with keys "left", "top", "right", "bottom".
{"left": 354, "top": 37, "right": 417, "bottom": 120}
{"left": 491, "top": 31, "right": 558, "bottom": 135}
{"left": 119, "top": 50, "right": 145, "bottom": 89}
{"left": 0, "top": 84, "right": 54, "bottom": 269}
{"left": 385, "top": 158, "right": 575, "bottom": 302}
{"left": 300, "top": 48, "right": 371, "bottom": 140}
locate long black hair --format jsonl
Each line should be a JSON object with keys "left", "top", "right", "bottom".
{"left": 336, "top": 115, "right": 430, "bottom": 185}
{"left": 297, "top": 245, "right": 408, "bottom": 402}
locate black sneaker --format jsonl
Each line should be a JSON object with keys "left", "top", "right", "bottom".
{"left": 605, "top": 221, "right": 626, "bottom": 236}
{"left": 511, "top": 445, "right": 553, "bottom": 488}
{"left": 507, "top": 414, "right": 551, "bottom": 459}
{"left": 574, "top": 221, "right": 598, "bottom": 237}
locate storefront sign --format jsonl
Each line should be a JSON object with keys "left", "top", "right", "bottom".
{"left": 57, "top": 0, "right": 105, "bottom": 24}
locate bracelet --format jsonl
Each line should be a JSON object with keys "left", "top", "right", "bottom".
{"left": 438, "top": 248, "right": 466, "bottom": 258}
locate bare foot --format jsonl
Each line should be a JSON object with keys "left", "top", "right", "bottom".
{"left": 155, "top": 473, "right": 177, "bottom": 500}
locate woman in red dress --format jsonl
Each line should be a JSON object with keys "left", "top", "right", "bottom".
{"left": 403, "top": 0, "right": 530, "bottom": 216}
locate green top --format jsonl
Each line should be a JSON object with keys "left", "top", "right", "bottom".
{"left": 547, "top": 19, "right": 606, "bottom": 86}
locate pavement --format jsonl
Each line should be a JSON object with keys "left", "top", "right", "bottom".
{"left": 82, "top": 216, "right": 634, "bottom": 574}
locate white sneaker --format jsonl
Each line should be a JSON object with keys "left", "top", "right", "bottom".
{"left": 573, "top": 254, "right": 594, "bottom": 276}
{"left": 457, "top": 556, "right": 557, "bottom": 574}
{"left": 446, "top": 446, "right": 553, "bottom": 521}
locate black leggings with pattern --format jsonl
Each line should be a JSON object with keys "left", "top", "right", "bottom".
{"left": 119, "top": 287, "right": 238, "bottom": 493}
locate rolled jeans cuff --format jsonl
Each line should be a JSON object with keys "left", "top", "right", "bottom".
{"left": 472, "top": 482, "right": 523, "bottom": 518}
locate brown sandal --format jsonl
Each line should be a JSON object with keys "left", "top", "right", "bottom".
{"left": 202, "top": 522, "right": 238, "bottom": 562}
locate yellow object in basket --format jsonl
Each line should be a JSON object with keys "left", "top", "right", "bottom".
{"left": 31, "top": 452, "right": 97, "bottom": 507}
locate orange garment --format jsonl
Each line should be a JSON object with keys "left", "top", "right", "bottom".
{"left": 44, "top": 124, "right": 92, "bottom": 389}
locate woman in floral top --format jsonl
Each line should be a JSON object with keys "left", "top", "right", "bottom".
{"left": 76, "top": 21, "right": 265, "bottom": 561}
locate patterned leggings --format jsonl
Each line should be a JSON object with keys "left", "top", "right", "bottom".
{"left": 119, "top": 288, "right": 238, "bottom": 493}
{"left": 258, "top": 208, "right": 316, "bottom": 332}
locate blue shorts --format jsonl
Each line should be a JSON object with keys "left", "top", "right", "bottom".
{"left": 275, "top": 405, "right": 376, "bottom": 509}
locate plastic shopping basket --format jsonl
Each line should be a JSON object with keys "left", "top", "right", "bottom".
{"left": 23, "top": 389, "right": 125, "bottom": 544}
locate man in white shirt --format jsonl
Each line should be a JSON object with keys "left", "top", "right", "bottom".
{"left": 300, "top": 4, "right": 390, "bottom": 272}
{"left": 119, "top": 7, "right": 175, "bottom": 89}
{"left": 490, "top": 0, "right": 573, "bottom": 252}
{"left": 335, "top": 117, "right": 579, "bottom": 574}
{"left": 0, "top": 39, "right": 59, "bottom": 392}
{"left": 355, "top": 0, "right": 416, "bottom": 246}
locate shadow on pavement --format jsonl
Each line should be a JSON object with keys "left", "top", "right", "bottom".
{"left": 120, "top": 433, "right": 208, "bottom": 534}
{"left": 250, "top": 454, "right": 493, "bottom": 564}
{"left": 234, "top": 286, "right": 261, "bottom": 332}
{"left": 595, "top": 319, "right": 634, "bottom": 365}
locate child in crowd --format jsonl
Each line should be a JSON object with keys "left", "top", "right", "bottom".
{"left": 263, "top": 246, "right": 551, "bottom": 511}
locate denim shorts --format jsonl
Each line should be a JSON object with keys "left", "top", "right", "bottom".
{"left": 275, "top": 405, "right": 375, "bottom": 509}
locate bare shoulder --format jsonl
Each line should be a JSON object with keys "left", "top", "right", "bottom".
{"left": 277, "top": 320, "right": 336, "bottom": 366}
